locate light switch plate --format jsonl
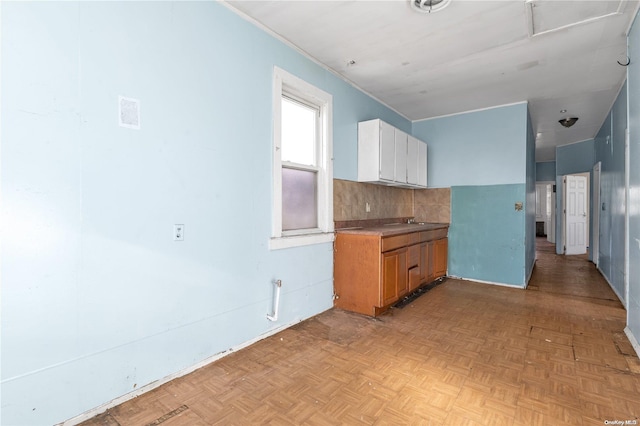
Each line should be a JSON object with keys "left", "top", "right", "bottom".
{"left": 119, "top": 95, "right": 140, "bottom": 130}
{"left": 174, "top": 224, "right": 184, "bottom": 241}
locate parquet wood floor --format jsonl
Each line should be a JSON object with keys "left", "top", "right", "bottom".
{"left": 81, "top": 238, "right": 639, "bottom": 425}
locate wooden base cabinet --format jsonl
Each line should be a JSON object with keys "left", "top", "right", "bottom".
{"left": 420, "top": 241, "right": 434, "bottom": 283}
{"left": 434, "top": 238, "right": 448, "bottom": 277}
{"left": 334, "top": 228, "right": 448, "bottom": 317}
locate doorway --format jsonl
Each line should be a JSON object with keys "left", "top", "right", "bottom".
{"left": 563, "top": 173, "right": 589, "bottom": 255}
{"left": 536, "top": 181, "right": 555, "bottom": 242}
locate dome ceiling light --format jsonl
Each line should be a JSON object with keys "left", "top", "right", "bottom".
{"left": 559, "top": 117, "right": 579, "bottom": 128}
{"left": 410, "top": 0, "right": 452, "bottom": 14}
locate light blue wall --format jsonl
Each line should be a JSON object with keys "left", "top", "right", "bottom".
{"left": 412, "top": 103, "right": 528, "bottom": 188}
{"left": 627, "top": 13, "right": 640, "bottom": 351}
{"left": 413, "top": 103, "right": 530, "bottom": 286}
{"left": 594, "top": 83, "right": 627, "bottom": 301}
{"left": 536, "top": 161, "right": 556, "bottom": 182}
{"left": 554, "top": 139, "right": 595, "bottom": 254}
{"left": 449, "top": 185, "right": 528, "bottom": 286}
{"left": 556, "top": 139, "right": 595, "bottom": 176}
{"left": 0, "top": 2, "right": 410, "bottom": 425}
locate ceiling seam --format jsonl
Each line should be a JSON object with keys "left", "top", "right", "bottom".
{"left": 411, "top": 101, "right": 529, "bottom": 123}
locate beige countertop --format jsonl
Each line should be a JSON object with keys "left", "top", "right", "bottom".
{"left": 336, "top": 222, "right": 449, "bottom": 237}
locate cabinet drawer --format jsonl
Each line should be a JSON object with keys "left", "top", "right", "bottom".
{"left": 420, "top": 228, "right": 448, "bottom": 242}
{"left": 408, "top": 232, "right": 420, "bottom": 245}
{"left": 381, "top": 234, "right": 409, "bottom": 252}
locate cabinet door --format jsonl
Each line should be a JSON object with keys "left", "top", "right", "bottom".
{"left": 407, "top": 135, "right": 419, "bottom": 185}
{"left": 421, "top": 241, "right": 435, "bottom": 283}
{"left": 394, "top": 129, "right": 408, "bottom": 183}
{"left": 381, "top": 248, "right": 407, "bottom": 306}
{"left": 382, "top": 251, "right": 398, "bottom": 305}
{"left": 434, "top": 238, "right": 448, "bottom": 278}
{"left": 418, "top": 140, "right": 427, "bottom": 187}
{"left": 419, "top": 243, "right": 427, "bottom": 283}
{"left": 408, "top": 266, "right": 420, "bottom": 293}
{"left": 397, "top": 249, "right": 408, "bottom": 298}
{"left": 379, "top": 121, "right": 395, "bottom": 181}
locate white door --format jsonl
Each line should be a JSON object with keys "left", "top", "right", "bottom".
{"left": 565, "top": 175, "right": 588, "bottom": 255}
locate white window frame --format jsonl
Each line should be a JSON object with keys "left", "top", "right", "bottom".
{"left": 270, "top": 67, "right": 334, "bottom": 250}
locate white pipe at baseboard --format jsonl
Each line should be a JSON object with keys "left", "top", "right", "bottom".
{"left": 624, "top": 326, "right": 640, "bottom": 358}
{"left": 267, "top": 279, "right": 282, "bottom": 322}
{"left": 447, "top": 275, "right": 526, "bottom": 289}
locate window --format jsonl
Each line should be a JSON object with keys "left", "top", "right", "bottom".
{"left": 281, "top": 96, "right": 319, "bottom": 231}
{"left": 270, "top": 67, "right": 333, "bottom": 250}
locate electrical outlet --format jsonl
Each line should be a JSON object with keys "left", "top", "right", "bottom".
{"left": 366, "top": 202, "right": 371, "bottom": 213}
{"left": 174, "top": 224, "right": 184, "bottom": 241}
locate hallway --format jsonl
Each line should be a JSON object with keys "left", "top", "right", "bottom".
{"left": 529, "top": 238, "right": 622, "bottom": 302}
{"left": 80, "top": 239, "right": 640, "bottom": 425}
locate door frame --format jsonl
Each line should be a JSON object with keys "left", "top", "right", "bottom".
{"left": 593, "top": 162, "right": 601, "bottom": 267}
{"left": 625, "top": 128, "right": 630, "bottom": 309}
{"left": 548, "top": 183, "right": 556, "bottom": 244}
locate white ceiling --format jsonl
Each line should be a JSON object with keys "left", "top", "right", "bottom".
{"left": 225, "top": 0, "right": 639, "bottom": 162}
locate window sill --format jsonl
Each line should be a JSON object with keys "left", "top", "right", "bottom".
{"left": 269, "top": 232, "right": 334, "bottom": 250}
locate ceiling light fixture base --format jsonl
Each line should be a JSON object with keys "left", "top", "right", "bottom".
{"left": 410, "top": 0, "right": 452, "bottom": 14}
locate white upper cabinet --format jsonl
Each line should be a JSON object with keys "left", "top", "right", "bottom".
{"left": 379, "top": 120, "right": 395, "bottom": 181}
{"left": 407, "top": 135, "right": 419, "bottom": 185}
{"left": 418, "top": 140, "right": 428, "bottom": 187}
{"left": 357, "top": 119, "right": 427, "bottom": 188}
{"left": 394, "top": 129, "right": 408, "bottom": 184}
